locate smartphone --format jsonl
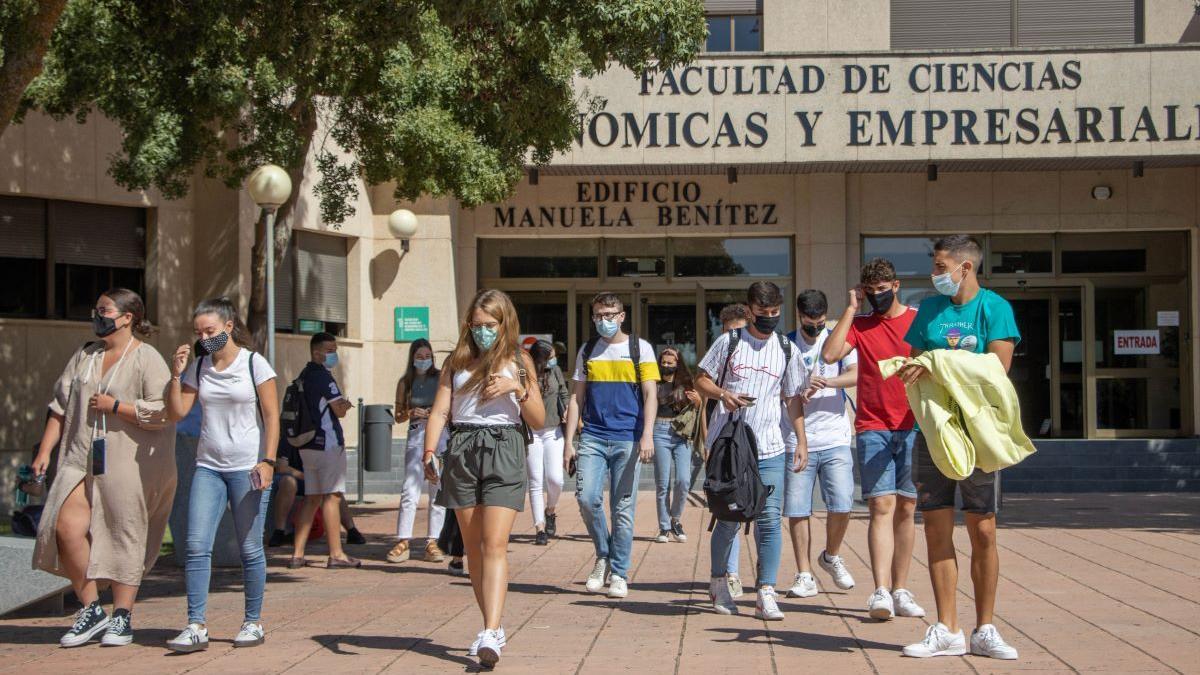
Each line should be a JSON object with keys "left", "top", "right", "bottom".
{"left": 249, "top": 467, "right": 263, "bottom": 491}
{"left": 91, "top": 437, "right": 106, "bottom": 476}
{"left": 425, "top": 455, "right": 441, "bottom": 480}
{"left": 738, "top": 395, "right": 757, "bottom": 406}
{"left": 568, "top": 456, "right": 578, "bottom": 478}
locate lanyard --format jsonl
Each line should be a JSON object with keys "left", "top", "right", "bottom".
{"left": 90, "top": 339, "right": 134, "bottom": 440}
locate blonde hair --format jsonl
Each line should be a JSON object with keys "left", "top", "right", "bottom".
{"left": 448, "top": 289, "right": 522, "bottom": 393}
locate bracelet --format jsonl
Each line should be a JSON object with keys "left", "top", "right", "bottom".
{"left": 422, "top": 450, "right": 435, "bottom": 459}
{"left": 112, "top": 400, "right": 121, "bottom": 414}
{"left": 259, "top": 458, "right": 276, "bottom": 467}
{"left": 516, "top": 387, "right": 530, "bottom": 403}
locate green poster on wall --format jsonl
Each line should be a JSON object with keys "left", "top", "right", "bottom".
{"left": 394, "top": 306, "right": 430, "bottom": 342}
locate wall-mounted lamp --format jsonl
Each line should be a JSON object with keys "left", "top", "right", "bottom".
{"left": 1133, "top": 161, "right": 1144, "bottom": 178}
{"left": 927, "top": 163, "right": 938, "bottom": 182}
{"left": 529, "top": 167, "right": 539, "bottom": 185}
{"left": 727, "top": 167, "right": 738, "bottom": 184}
{"left": 1092, "top": 185, "right": 1112, "bottom": 200}
{"left": 388, "top": 208, "right": 419, "bottom": 253}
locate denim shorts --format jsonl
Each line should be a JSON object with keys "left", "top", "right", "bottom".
{"left": 783, "top": 446, "right": 854, "bottom": 517}
{"left": 857, "top": 429, "right": 917, "bottom": 499}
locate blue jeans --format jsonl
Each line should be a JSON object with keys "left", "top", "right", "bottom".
{"left": 710, "top": 453, "right": 785, "bottom": 588}
{"left": 652, "top": 421, "right": 691, "bottom": 531}
{"left": 186, "top": 466, "right": 271, "bottom": 624}
{"left": 857, "top": 430, "right": 917, "bottom": 499}
{"left": 575, "top": 434, "right": 641, "bottom": 579}
{"left": 783, "top": 446, "right": 855, "bottom": 517}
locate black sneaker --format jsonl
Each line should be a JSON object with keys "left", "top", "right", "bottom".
{"left": 346, "top": 528, "right": 366, "bottom": 545}
{"left": 448, "top": 558, "right": 466, "bottom": 576}
{"left": 100, "top": 609, "right": 133, "bottom": 646}
{"left": 268, "top": 529, "right": 287, "bottom": 547}
{"left": 534, "top": 530, "right": 549, "bottom": 546}
{"left": 60, "top": 601, "right": 109, "bottom": 648}
{"left": 544, "top": 513, "right": 557, "bottom": 537}
{"left": 671, "top": 521, "right": 688, "bottom": 543}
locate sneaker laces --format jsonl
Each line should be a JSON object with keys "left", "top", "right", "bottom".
{"left": 108, "top": 614, "right": 129, "bottom": 634}
{"left": 590, "top": 559, "right": 607, "bottom": 578}
{"left": 920, "top": 623, "right": 946, "bottom": 648}
{"left": 871, "top": 588, "right": 889, "bottom": 604}
{"left": 69, "top": 607, "right": 93, "bottom": 633}
{"left": 894, "top": 589, "right": 914, "bottom": 604}
{"left": 827, "top": 554, "right": 849, "bottom": 575}
{"left": 977, "top": 626, "right": 1006, "bottom": 650}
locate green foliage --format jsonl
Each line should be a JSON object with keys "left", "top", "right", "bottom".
{"left": 22, "top": 0, "right": 706, "bottom": 221}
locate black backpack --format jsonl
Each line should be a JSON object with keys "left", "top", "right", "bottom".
{"left": 281, "top": 372, "right": 318, "bottom": 448}
{"left": 702, "top": 329, "right": 792, "bottom": 532}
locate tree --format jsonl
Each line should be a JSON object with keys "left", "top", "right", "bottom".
{"left": 0, "top": 0, "right": 69, "bottom": 136}
{"left": 21, "top": 0, "right": 706, "bottom": 347}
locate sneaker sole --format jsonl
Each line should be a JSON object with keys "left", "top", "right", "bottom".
{"left": 167, "top": 641, "right": 209, "bottom": 653}
{"left": 606, "top": 590, "right": 628, "bottom": 599}
{"left": 971, "top": 647, "right": 1018, "bottom": 660}
{"left": 868, "top": 607, "right": 894, "bottom": 621}
{"left": 818, "top": 562, "right": 855, "bottom": 590}
{"left": 754, "top": 610, "right": 785, "bottom": 621}
{"left": 233, "top": 637, "right": 264, "bottom": 648}
{"left": 60, "top": 618, "right": 111, "bottom": 648}
{"left": 712, "top": 604, "right": 737, "bottom": 615}
{"left": 787, "top": 588, "right": 818, "bottom": 598}
{"left": 478, "top": 646, "right": 500, "bottom": 667}
{"left": 897, "top": 609, "right": 927, "bottom": 618}
{"left": 904, "top": 646, "right": 967, "bottom": 658}
{"left": 100, "top": 633, "right": 133, "bottom": 647}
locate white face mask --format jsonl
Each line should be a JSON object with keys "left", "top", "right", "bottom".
{"left": 932, "top": 262, "right": 966, "bottom": 296}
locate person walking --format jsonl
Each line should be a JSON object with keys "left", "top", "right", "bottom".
{"left": 695, "top": 282, "right": 806, "bottom": 620}
{"left": 289, "top": 333, "right": 360, "bottom": 569}
{"left": 899, "top": 235, "right": 1021, "bottom": 660}
{"left": 164, "top": 298, "right": 280, "bottom": 652}
{"left": 526, "top": 340, "right": 569, "bottom": 545}
{"left": 781, "top": 290, "right": 859, "bottom": 599}
{"left": 822, "top": 259, "right": 926, "bottom": 621}
{"left": 389, "top": 338, "right": 448, "bottom": 564}
{"left": 421, "top": 289, "right": 545, "bottom": 668}
{"left": 32, "top": 289, "right": 177, "bottom": 648}
{"left": 564, "top": 293, "right": 659, "bottom": 600}
{"left": 652, "top": 348, "right": 702, "bottom": 544}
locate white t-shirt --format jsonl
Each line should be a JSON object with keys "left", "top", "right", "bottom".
{"left": 451, "top": 365, "right": 522, "bottom": 425}
{"left": 700, "top": 329, "right": 804, "bottom": 459}
{"left": 181, "top": 348, "right": 277, "bottom": 472}
{"left": 781, "top": 329, "right": 857, "bottom": 452}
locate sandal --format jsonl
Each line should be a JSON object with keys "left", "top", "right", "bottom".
{"left": 425, "top": 541, "right": 446, "bottom": 563}
{"left": 286, "top": 557, "right": 307, "bottom": 569}
{"left": 327, "top": 556, "right": 362, "bottom": 569}
{"left": 386, "top": 540, "right": 410, "bottom": 563}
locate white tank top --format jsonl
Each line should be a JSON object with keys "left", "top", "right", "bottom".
{"left": 451, "top": 365, "right": 522, "bottom": 425}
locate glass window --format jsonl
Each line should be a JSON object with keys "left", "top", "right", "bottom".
{"left": 1093, "top": 285, "right": 1183, "bottom": 369}
{"left": 478, "top": 239, "right": 599, "bottom": 279}
{"left": 507, "top": 291, "right": 569, "bottom": 350}
{"left": 990, "top": 234, "right": 1053, "bottom": 274}
{"left": 606, "top": 239, "right": 666, "bottom": 278}
{"left": 1059, "top": 232, "right": 1188, "bottom": 275}
{"left": 674, "top": 238, "right": 790, "bottom": 278}
{"left": 1097, "top": 377, "right": 1182, "bottom": 431}
{"left": 862, "top": 237, "right": 937, "bottom": 277}
{"left": 55, "top": 265, "right": 144, "bottom": 321}
{"left": 703, "top": 287, "right": 790, "bottom": 348}
{"left": 0, "top": 258, "right": 45, "bottom": 317}
{"left": 705, "top": 16, "right": 732, "bottom": 51}
{"left": 733, "top": 15, "right": 763, "bottom": 52}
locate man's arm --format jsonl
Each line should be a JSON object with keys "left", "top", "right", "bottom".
{"left": 787, "top": 396, "right": 808, "bottom": 472}
{"left": 988, "top": 339, "right": 1016, "bottom": 372}
{"left": 563, "top": 379, "right": 587, "bottom": 468}
{"left": 638, "top": 377, "right": 658, "bottom": 462}
{"left": 822, "top": 288, "right": 861, "bottom": 364}
{"left": 823, "top": 364, "right": 858, "bottom": 389}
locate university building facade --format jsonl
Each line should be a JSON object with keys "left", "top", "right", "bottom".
{"left": 2, "top": 0, "right": 1198, "bottom": 495}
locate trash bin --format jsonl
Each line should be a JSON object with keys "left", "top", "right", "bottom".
{"left": 362, "top": 404, "right": 395, "bottom": 472}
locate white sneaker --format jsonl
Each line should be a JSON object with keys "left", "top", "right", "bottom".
{"left": 818, "top": 551, "right": 855, "bottom": 590}
{"left": 233, "top": 622, "right": 264, "bottom": 648}
{"left": 585, "top": 558, "right": 609, "bottom": 593}
{"left": 755, "top": 586, "right": 785, "bottom": 621}
{"left": 709, "top": 576, "right": 739, "bottom": 615}
{"left": 655, "top": 530, "right": 669, "bottom": 543}
{"left": 903, "top": 623, "right": 967, "bottom": 658}
{"left": 787, "top": 572, "right": 818, "bottom": 598}
{"left": 727, "top": 573, "right": 744, "bottom": 598}
{"left": 166, "top": 623, "right": 209, "bottom": 653}
{"left": 971, "top": 624, "right": 1019, "bottom": 660}
{"left": 476, "top": 628, "right": 504, "bottom": 667}
{"left": 867, "top": 587, "right": 895, "bottom": 621}
{"left": 607, "top": 574, "right": 629, "bottom": 598}
{"left": 468, "top": 626, "right": 506, "bottom": 657}
{"left": 893, "top": 588, "right": 926, "bottom": 618}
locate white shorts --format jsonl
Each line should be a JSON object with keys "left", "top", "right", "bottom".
{"left": 299, "top": 446, "right": 347, "bottom": 495}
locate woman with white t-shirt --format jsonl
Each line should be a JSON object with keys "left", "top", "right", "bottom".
{"left": 164, "top": 297, "right": 280, "bottom": 653}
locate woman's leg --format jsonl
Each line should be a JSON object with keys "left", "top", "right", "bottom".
{"left": 651, "top": 426, "right": 673, "bottom": 532}
{"left": 227, "top": 470, "right": 271, "bottom": 624}
{"left": 526, "top": 430, "right": 547, "bottom": 530}
{"left": 669, "top": 434, "right": 691, "bottom": 524}
{"left": 395, "top": 431, "right": 425, "bottom": 540}
{"left": 479, "top": 506, "right": 519, "bottom": 630}
{"left": 456, "top": 506, "right": 486, "bottom": 617}
{"left": 55, "top": 480, "right": 99, "bottom": 605}
{"left": 543, "top": 428, "right": 565, "bottom": 514}
{"left": 291, "top": 494, "right": 322, "bottom": 559}
{"left": 185, "top": 467, "right": 228, "bottom": 626}
{"left": 111, "top": 583, "right": 139, "bottom": 613}
{"left": 322, "top": 493, "right": 348, "bottom": 560}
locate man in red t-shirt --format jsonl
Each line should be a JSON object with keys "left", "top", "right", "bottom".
{"left": 823, "top": 258, "right": 925, "bottom": 623}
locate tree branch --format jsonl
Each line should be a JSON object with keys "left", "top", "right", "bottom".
{"left": 0, "top": 0, "right": 69, "bottom": 134}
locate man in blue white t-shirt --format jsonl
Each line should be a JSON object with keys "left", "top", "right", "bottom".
{"left": 780, "top": 290, "right": 860, "bottom": 600}
{"left": 290, "top": 333, "right": 359, "bottom": 569}
{"left": 564, "top": 292, "right": 660, "bottom": 600}
{"left": 694, "top": 281, "right": 805, "bottom": 621}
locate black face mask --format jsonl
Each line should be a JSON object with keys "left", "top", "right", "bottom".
{"left": 660, "top": 366, "right": 677, "bottom": 376}
{"left": 92, "top": 314, "right": 120, "bottom": 337}
{"left": 195, "top": 332, "right": 229, "bottom": 357}
{"left": 753, "top": 313, "right": 781, "bottom": 334}
{"left": 801, "top": 322, "right": 825, "bottom": 338}
{"left": 866, "top": 288, "right": 895, "bottom": 315}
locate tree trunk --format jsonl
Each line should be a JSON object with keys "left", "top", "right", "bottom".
{"left": 0, "top": 0, "right": 70, "bottom": 135}
{"left": 245, "top": 105, "right": 317, "bottom": 355}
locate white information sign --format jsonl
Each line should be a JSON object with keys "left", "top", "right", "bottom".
{"left": 1157, "top": 311, "right": 1180, "bottom": 327}
{"left": 1113, "top": 330, "right": 1160, "bottom": 355}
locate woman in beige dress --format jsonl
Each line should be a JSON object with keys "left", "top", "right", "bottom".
{"left": 31, "top": 288, "right": 176, "bottom": 648}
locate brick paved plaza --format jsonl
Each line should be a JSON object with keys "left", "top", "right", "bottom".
{"left": 2, "top": 491, "right": 1197, "bottom": 674}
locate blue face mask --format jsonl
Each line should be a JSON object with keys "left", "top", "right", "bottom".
{"left": 546, "top": 358, "right": 558, "bottom": 369}
{"left": 471, "top": 326, "right": 498, "bottom": 351}
{"left": 414, "top": 358, "right": 433, "bottom": 373}
{"left": 932, "top": 262, "right": 965, "bottom": 297}
{"left": 595, "top": 319, "right": 620, "bottom": 339}
{"left": 323, "top": 352, "right": 338, "bottom": 369}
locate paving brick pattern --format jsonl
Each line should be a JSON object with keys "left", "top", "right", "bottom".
{"left": 1, "top": 492, "right": 1198, "bottom": 674}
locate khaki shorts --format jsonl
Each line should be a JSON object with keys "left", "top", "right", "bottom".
{"left": 299, "top": 446, "right": 347, "bottom": 495}
{"left": 436, "top": 425, "right": 527, "bottom": 511}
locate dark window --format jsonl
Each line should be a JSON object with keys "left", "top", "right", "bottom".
{"left": 0, "top": 258, "right": 46, "bottom": 317}
{"left": 1062, "top": 249, "right": 1146, "bottom": 274}
{"left": 705, "top": 16, "right": 732, "bottom": 51}
{"left": 479, "top": 239, "right": 600, "bottom": 279}
{"left": 56, "top": 265, "right": 145, "bottom": 321}
{"left": 705, "top": 14, "right": 763, "bottom": 52}
{"left": 674, "top": 237, "right": 790, "bottom": 277}
{"left": 733, "top": 15, "right": 763, "bottom": 51}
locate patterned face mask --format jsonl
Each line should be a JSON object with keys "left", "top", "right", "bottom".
{"left": 197, "top": 331, "right": 229, "bottom": 356}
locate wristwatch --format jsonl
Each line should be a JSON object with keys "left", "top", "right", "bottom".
{"left": 259, "top": 458, "right": 277, "bottom": 468}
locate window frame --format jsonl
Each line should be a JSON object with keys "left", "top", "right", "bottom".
{"left": 704, "top": 13, "right": 764, "bottom": 53}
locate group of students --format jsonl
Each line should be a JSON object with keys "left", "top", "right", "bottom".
{"left": 28, "top": 233, "right": 1020, "bottom": 668}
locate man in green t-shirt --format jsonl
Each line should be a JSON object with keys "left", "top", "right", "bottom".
{"left": 897, "top": 235, "right": 1022, "bottom": 661}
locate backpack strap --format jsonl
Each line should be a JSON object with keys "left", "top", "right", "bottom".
{"left": 776, "top": 331, "right": 792, "bottom": 368}
{"left": 194, "top": 355, "right": 205, "bottom": 393}
{"left": 247, "top": 351, "right": 263, "bottom": 420}
{"left": 716, "top": 329, "right": 741, "bottom": 389}
{"left": 581, "top": 335, "right": 602, "bottom": 379}
{"left": 628, "top": 336, "right": 643, "bottom": 388}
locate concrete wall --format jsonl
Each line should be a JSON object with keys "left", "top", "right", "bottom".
{"left": 1143, "top": 0, "right": 1200, "bottom": 44}
{"left": 765, "top": 0, "right": 890, "bottom": 52}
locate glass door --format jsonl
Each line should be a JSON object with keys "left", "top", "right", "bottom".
{"left": 638, "top": 292, "right": 701, "bottom": 367}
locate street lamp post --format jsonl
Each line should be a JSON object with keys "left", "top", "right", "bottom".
{"left": 388, "top": 208, "right": 419, "bottom": 252}
{"left": 246, "top": 164, "right": 293, "bottom": 367}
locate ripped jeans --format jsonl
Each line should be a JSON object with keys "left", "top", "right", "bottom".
{"left": 575, "top": 434, "right": 642, "bottom": 579}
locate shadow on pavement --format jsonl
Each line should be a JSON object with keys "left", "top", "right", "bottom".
{"left": 706, "top": 626, "right": 902, "bottom": 653}
{"left": 310, "top": 634, "right": 477, "bottom": 670}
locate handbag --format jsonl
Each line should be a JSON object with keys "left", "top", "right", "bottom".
{"left": 670, "top": 403, "right": 700, "bottom": 440}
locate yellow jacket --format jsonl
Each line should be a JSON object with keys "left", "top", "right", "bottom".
{"left": 879, "top": 350, "right": 1036, "bottom": 480}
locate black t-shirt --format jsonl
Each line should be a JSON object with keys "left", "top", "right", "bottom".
{"left": 656, "top": 381, "right": 679, "bottom": 419}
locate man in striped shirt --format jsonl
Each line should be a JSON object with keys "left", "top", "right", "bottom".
{"left": 694, "top": 281, "right": 807, "bottom": 621}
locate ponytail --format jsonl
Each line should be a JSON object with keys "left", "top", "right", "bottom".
{"left": 103, "top": 287, "right": 155, "bottom": 337}
{"left": 192, "top": 297, "right": 253, "bottom": 348}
